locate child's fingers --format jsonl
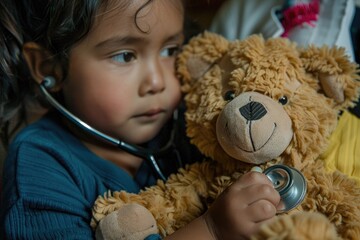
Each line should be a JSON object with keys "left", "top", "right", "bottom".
{"left": 231, "top": 171, "right": 274, "bottom": 191}
{"left": 256, "top": 214, "right": 279, "bottom": 227}
{"left": 240, "top": 183, "right": 280, "bottom": 207}
{"left": 245, "top": 199, "right": 278, "bottom": 223}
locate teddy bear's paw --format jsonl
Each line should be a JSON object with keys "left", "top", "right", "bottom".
{"left": 95, "top": 203, "right": 159, "bottom": 240}
{"left": 252, "top": 212, "right": 340, "bottom": 240}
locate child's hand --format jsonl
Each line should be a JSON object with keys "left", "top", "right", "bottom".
{"left": 204, "top": 171, "right": 281, "bottom": 240}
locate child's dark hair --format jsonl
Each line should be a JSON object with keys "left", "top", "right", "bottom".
{"left": 0, "top": 0, "right": 101, "bottom": 146}
{"left": 0, "top": 0, "right": 184, "bottom": 148}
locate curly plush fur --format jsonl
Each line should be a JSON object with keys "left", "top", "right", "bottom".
{"left": 91, "top": 32, "right": 360, "bottom": 239}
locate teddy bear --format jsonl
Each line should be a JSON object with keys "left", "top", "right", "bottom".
{"left": 91, "top": 32, "right": 360, "bottom": 240}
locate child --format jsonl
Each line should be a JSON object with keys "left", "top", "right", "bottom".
{"left": 0, "top": 0, "right": 280, "bottom": 239}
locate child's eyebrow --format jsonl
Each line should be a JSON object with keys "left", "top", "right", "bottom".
{"left": 164, "top": 31, "right": 184, "bottom": 43}
{"left": 95, "top": 36, "right": 146, "bottom": 49}
{"left": 95, "top": 31, "right": 184, "bottom": 49}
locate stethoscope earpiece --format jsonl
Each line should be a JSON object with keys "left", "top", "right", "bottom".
{"left": 42, "top": 76, "right": 56, "bottom": 89}
{"left": 264, "top": 165, "right": 307, "bottom": 213}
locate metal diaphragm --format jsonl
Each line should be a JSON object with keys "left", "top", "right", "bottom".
{"left": 264, "top": 165, "right": 307, "bottom": 213}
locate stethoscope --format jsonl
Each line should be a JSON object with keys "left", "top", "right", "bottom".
{"left": 40, "top": 76, "right": 307, "bottom": 212}
{"left": 252, "top": 165, "right": 307, "bottom": 212}
{"left": 40, "top": 76, "right": 181, "bottom": 181}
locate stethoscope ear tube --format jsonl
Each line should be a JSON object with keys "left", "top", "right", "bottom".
{"left": 264, "top": 165, "right": 307, "bottom": 213}
{"left": 39, "top": 79, "right": 180, "bottom": 181}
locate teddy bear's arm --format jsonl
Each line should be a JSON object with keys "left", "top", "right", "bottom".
{"left": 92, "top": 161, "right": 217, "bottom": 236}
{"left": 253, "top": 161, "right": 360, "bottom": 239}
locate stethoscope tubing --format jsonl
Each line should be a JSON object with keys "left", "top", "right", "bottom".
{"left": 40, "top": 79, "right": 308, "bottom": 210}
{"left": 40, "top": 79, "right": 178, "bottom": 181}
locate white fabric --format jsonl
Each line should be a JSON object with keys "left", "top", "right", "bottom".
{"left": 210, "top": 0, "right": 356, "bottom": 61}
{"left": 210, "top": 0, "right": 284, "bottom": 39}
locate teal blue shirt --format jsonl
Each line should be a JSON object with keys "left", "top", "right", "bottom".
{"left": 1, "top": 111, "right": 200, "bottom": 239}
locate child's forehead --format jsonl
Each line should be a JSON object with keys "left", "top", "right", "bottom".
{"left": 91, "top": 0, "right": 184, "bottom": 34}
{"left": 95, "top": 0, "right": 183, "bottom": 22}
{"left": 71, "top": 0, "right": 184, "bottom": 53}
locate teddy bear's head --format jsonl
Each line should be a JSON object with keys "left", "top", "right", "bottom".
{"left": 177, "top": 32, "right": 359, "bottom": 172}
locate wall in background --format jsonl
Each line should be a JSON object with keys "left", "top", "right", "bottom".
{"left": 185, "top": 0, "right": 224, "bottom": 30}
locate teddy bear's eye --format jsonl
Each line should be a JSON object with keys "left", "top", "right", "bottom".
{"left": 278, "top": 96, "right": 288, "bottom": 105}
{"left": 224, "top": 91, "right": 236, "bottom": 101}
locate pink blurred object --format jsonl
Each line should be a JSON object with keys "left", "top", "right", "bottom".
{"left": 281, "top": 0, "right": 320, "bottom": 37}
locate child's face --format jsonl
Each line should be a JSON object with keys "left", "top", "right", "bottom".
{"left": 61, "top": 0, "right": 184, "bottom": 144}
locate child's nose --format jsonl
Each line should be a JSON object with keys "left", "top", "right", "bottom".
{"left": 140, "top": 60, "right": 166, "bottom": 95}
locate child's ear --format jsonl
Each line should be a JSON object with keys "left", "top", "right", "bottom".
{"left": 22, "top": 42, "right": 63, "bottom": 91}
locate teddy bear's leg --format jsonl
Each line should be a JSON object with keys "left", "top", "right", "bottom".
{"left": 95, "top": 203, "right": 159, "bottom": 240}
{"left": 253, "top": 212, "right": 339, "bottom": 240}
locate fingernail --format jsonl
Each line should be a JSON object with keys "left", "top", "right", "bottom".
{"left": 251, "top": 166, "right": 263, "bottom": 173}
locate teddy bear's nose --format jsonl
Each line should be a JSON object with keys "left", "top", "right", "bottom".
{"left": 239, "top": 101, "right": 267, "bottom": 121}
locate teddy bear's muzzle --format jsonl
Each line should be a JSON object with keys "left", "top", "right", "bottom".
{"left": 216, "top": 92, "right": 293, "bottom": 164}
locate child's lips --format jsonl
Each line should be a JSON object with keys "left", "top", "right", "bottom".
{"left": 134, "top": 109, "right": 165, "bottom": 119}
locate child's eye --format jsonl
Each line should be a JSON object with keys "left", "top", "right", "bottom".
{"left": 160, "top": 45, "right": 180, "bottom": 58}
{"left": 111, "top": 51, "right": 136, "bottom": 63}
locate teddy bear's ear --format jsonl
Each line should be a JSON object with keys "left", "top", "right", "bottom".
{"left": 300, "top": 45, "right": 360, "bottom": 108}
{"left": 176, "top": 31, "right": 229, "bottom": 92}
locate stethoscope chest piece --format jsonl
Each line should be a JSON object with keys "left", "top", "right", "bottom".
{"left": 264, "top": 165, "right": 307, "bottom": 213}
